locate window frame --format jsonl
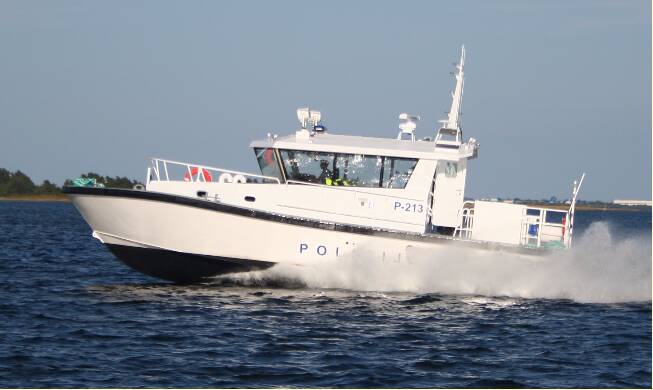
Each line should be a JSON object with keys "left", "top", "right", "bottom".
{"left": 253, "top": 147, "right": 285, "bottom": 183}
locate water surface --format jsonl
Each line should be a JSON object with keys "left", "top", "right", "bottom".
{"left": 0, "top": 202, "right": 650, "bottom": 388}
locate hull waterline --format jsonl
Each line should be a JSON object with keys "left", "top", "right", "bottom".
{"left": 106, "top": 244, "right": 273, "bottom": 283}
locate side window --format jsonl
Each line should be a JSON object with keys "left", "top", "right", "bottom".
{"left": 254, "top": 148, "right": 283, "bottom": 182}
{"left": 382, "top": 157, "right": 417, "bottom": 188}
{"left": 445, "top": 162, "right": 458, "bottom": 178}
{"left": 279, "top": 150, "right": 335, "bottom": 184}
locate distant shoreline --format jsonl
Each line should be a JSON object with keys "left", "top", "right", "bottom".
{"left": 0, "top": 194, "right": 69, "bottom": 202}
{"left": 0, "top": 194, "right": 649, "bottom": 212}
{"left": 525, "top": 203, "right": 650, "bottom": 212}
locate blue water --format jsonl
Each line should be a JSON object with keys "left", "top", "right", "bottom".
{"left": 0, "top": 202, "right": 650, "bottom": 388}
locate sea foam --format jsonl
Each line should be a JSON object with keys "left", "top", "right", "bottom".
{"left": 221, "top": 222, "right": 652, "bottom": 304}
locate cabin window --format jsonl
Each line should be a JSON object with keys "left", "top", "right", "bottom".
{"left": 278, "top": 149, "right": 416, "bottom": 189}
{"left": 254, "top": 148, "right": 283, "bottom": 182}
{"left": 382, "top": 157, "right": 418, "bottom": 188}
{"left": 445, "top": 162, "right": 458, "bottom": 177}
{"left": 334, "top": 154, "right": 384, "bottom": 187}
{"left": 279, "top": 150, "right": 335, "bottom": 184}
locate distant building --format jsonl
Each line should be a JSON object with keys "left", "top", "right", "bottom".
{"left": 613, "top": 199, "right": 652, "bottom": 206}
{"left": 479, "top": 197, "right": 499, "bottom": 202}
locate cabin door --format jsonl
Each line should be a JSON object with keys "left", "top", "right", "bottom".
{"left": 431, "top": 159, "right": 468, "bottom": 229}
{"left": 427, "top": 171, "right": 437, "bottom": 232}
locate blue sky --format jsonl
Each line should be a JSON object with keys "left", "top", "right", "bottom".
{"left": 0, "top": 0, "right": 650, "bottom": 200}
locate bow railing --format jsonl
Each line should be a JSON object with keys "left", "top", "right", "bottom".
{"left": 148, "top": 158, "right": 281, "bottom": 185}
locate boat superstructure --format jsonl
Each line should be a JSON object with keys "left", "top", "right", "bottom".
{"left": 65, "top": 47, "right": 585, "bottom": 283}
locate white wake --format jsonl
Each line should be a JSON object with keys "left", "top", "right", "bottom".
{"left": 224, "top": 222, "right": 651, "bottom": 304}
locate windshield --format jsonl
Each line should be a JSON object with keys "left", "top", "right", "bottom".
{"left": 279, "top": 149, "right": 416, "bottom": 188}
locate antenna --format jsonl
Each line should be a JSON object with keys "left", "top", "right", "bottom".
{"left": 434, "top": 46, "right": 466, "bottom": 149}
{"left": 567, "top": 172, "right": 586, "bottom": 247}
{"left": 444, "top": 45, "right": 465, "bottom": 131}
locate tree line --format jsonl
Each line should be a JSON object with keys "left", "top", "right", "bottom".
{"left": 0, "top": 168, "right": 141, "bottom": 196}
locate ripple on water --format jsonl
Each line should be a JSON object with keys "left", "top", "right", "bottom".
{"left": 0, "top": 203, "right": 650, "bottom": 388}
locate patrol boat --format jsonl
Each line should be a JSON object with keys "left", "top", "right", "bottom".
{"left": 64, "top": 47, "right": 585, "bottom": 283}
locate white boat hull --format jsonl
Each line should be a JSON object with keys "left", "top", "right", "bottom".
{"left": 65, "top": 187, "right": 544, "bottom": 283}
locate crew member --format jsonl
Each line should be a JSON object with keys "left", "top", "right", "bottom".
{"left": 319, "top": 160, "right": 333, "bottom": 184}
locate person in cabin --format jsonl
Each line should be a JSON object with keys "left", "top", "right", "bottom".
{"left": 319, "top": 160, "right": 333, "bottom": 184}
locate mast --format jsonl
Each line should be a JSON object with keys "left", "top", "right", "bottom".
{"left": 445, "top": 45, "right": 465, "bottom": 131}
{"left": 435, "top": 45, "right": 467, "bottom": 149}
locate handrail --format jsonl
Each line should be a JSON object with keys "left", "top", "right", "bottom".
{"left": 149, "top": 157, "right": 281, "bottom": 184}
{"left": 454, "top": 200, "right": 475, "bottom": 239}
{"left": 521, "top": 207, "right": 570, "bottom": 248}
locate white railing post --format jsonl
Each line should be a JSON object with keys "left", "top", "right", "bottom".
{"left": 564, "top": 211, "right": 571, "bottom": 248}
{"left": 151, "top": 162, "right": 157, "bottom": 180}
{"left": 537, "top": 209, "right": 543, "bottom": 247}
{"left": 187, "top": 165, "right": 193, "bottom": 182}
{"left": 154, "top": 159, "right": 160, "bottom": 180}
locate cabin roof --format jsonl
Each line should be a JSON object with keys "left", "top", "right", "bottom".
{"left": 250, "top": 131, "right": 475, "bottom": 161}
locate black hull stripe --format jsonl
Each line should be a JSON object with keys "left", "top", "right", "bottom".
{"left": 107, "top": 244, "right": 274, "bottom": 283}
{"left": 64, "top": 186, "right": 549, "bottom": 256}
